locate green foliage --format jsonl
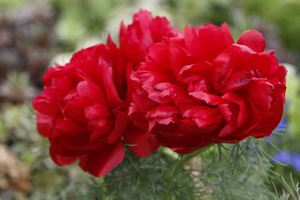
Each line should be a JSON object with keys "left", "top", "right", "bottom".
{"left": 247, "top": 174, "right": 300, "bottom": 200}
{"left": 76, "top": 138, "right": 300, "bottom": 200}
{"left": 83, "top": 148, "right": 198, "bottom": 200}
{"left": 194, "top": 139, "right": 274, "bottom": 199}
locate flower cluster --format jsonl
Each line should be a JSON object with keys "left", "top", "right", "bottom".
{"left": 32, "top": 10, "right": 287, "bottom": 177}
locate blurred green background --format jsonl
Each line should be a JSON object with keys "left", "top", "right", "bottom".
{"left": 1, "top": 0, "right": 300, "bottom": 199}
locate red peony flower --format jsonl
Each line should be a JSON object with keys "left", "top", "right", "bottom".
{"left": 32, "top": 37, "right": 128, "bottom": 177}
{"left": 32, "top": 36, "right": 154, "bottom": 177}
{"left": 119, "top": 9, "right": 182, "bottom": 66}
{"left": 129, "top": 23, "right": 287, "bottom": 154}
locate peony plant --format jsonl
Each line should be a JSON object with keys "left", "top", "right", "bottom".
{"left": 32, "top": 9, "right": 286, "bottom": 177}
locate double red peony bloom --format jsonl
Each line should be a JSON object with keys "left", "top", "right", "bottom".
{"left": 32, "top": 10, "right": 286, "bottom": 177}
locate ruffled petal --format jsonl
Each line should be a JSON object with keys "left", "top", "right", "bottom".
{"left": 184, "top": 24, "right": 233, "bottom": 61}
{"left": 237, "top": 30, "right": 265, "bottom": 52}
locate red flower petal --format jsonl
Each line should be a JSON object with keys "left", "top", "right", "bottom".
{"left": 183, "top": 106, "right": 223, "bottom": 128}
{"left": 84, "top": 103, "right": 112, "bottom": 120}
{"left": 107, "top": 112, "right": 131, "bottom": 144}
{"left": 77, "top": 81, "right": 107, "bottom": 106}
{"left": 36, "top": 112, "right": 52, "bottom": 138}
{"left": 79, "top": 141, "right": 125, "bottom": 177}
{"left": 54, "top": 117, "right": 87, "bottom": 137}
{"left": 119, "top": 9, "right": 181, "bottom": 66}
{"left": 32, "top": 96, "right": 58, "bottom": 116}
{"left": 100, "top": 58, "right": 123, "bottom": 108}
{"left": 50, "top": 151, "right": 78, "bottom": 166}
{"left": 189, "top": 91, "right": 222, "bottom": 105}
{"left": 221, "top": 23, "right": 235, "bottom": 44}
{"left": 89, "top": 125, "right": 113, "bottom": 143}
{"left": 155, "top": 131, "right": 212, "bottom": 154}
{"left": 184, "top": 24, "right": 233, "bottom": 61}
{"left": 238, "top": 81, "right": 273, "bottom": 111}
{"left": 125, "top": 126, "right": 160, "bottom": 157}
{"left": 237, "top": 30, "right": 265, "bottom": 52}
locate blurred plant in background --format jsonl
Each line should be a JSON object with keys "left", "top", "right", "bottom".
{"left": 1, "top": 0, "right": 300, "bottom": 199}
{"left": 244, "top": 0, "right": 300, "bottom": 51}
{"left": 50, "top": 0, "right": 130, "bottom": 51}
{"left": 0, "top": 0, "right": 58, "bottom": 87}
